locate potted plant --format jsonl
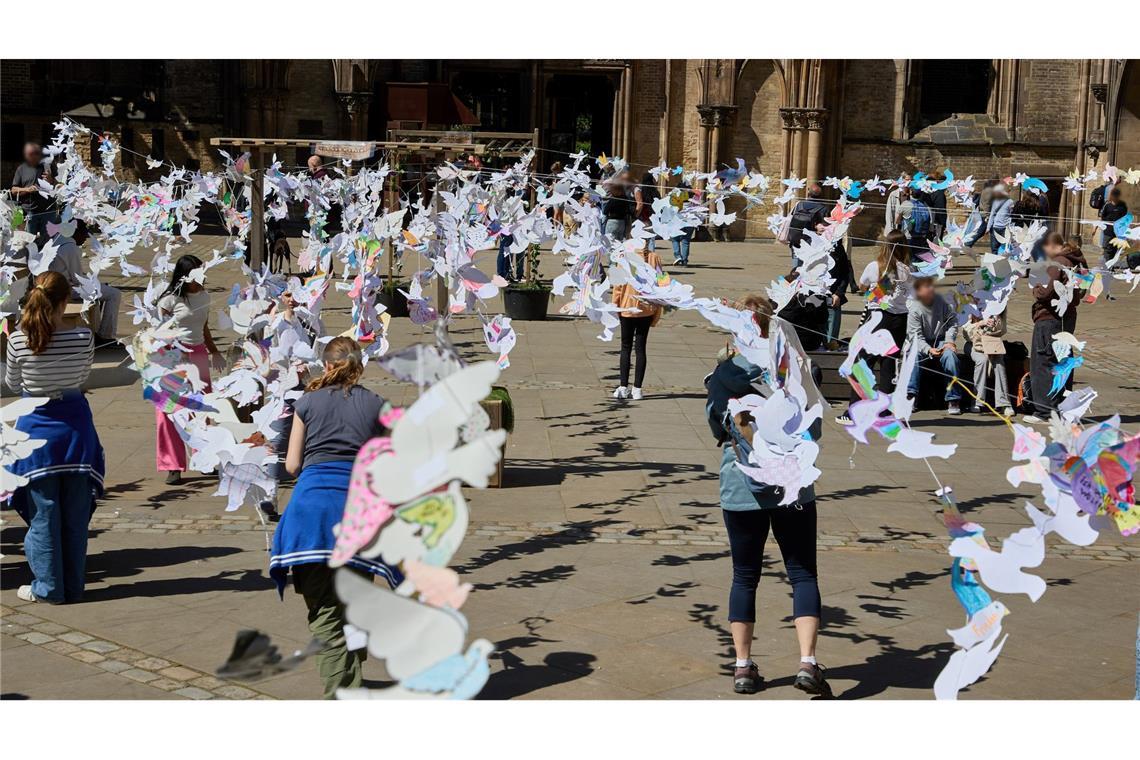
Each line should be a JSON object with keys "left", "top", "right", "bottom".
{"left": 503, "top": 243, "right": 550, "bottom": 321}
{"left": 479, "top": 385, "right": 514, "bottom": 488}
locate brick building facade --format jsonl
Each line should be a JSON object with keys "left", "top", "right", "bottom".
{"left": 3, "top": 59, "right": 1137, "bottom": 240}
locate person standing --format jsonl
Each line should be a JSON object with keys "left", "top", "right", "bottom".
{"left": 5, "top": 271, "right": 104, "bottom": 604}
{"left": 883, "top": 173, "right": 911, "bottom": 237}
{"left": 824, "top": 224, "right": 854, "bottom": 349}
{"left": 836, "top": 231, "right": 912, "bottom": 426}
{"left": 269, "top": 337, "right": 399, "bottom": 698}
{"left": 10, "top": 142, "right": 55, "bottom": 239}
{"left": 963, "top": 310, "right": 1013, "bottom": 417}
{"left": 986, "top": 184, "right": 1013, "bottom": 255}
{"left": 601, "top": 170, "right": 633, "bottom": 241}
{"left": 669, "top": 179, "right": 694, "bottom": 265}
{"left": 611, "top": 247, "right": 664, "bottom": 400}
{"left": 1097, "top": 185, "right": 1129, "bottom": 266}
{"left": 47, "top": 220, "right": 122, "bottom": 343}
{"left": 1024, "top": 234, "right": 1087, "bottom": 424}
{"left": 704, "top": 298, "right": 828, "bottom": 697}
{"left": 787, "top": 183, "right": 827, "bottom": 262}
{"left": 154, "top": 254, "right": 224, "bottom": 484}
{"left": 633, "top": 171, "right": 659, "bottom": 251}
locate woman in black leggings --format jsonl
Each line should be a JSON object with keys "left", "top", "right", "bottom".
{"left": 704, "top": 297, "right": 829, "bottom": 696}
{"left": 611, "top": 247, "right": 663, "bottom": 401}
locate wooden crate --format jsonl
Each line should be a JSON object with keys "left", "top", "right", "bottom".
{"left": 479, "top": 397, "right": 506, "bottom": 488}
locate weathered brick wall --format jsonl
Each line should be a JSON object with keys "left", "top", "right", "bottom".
{"left": 1018, "top": 59, "right": 1081, "bottom": 143}
{"left": 629, "top": 60, "right": 665, "bottom": 171}
{"left": 728, "top": 60, "right": 785, "bottom": 239}
{"left": 842, "top": 60, "right": 902, "bottom": 140}
{"left": 282, "top": 60, "right": 340, "bottom": 140}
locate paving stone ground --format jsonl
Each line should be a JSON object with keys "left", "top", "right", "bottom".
{"left": 2, "top": 237, "right": 1138, "bottom": 700}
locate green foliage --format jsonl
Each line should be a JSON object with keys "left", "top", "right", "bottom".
{"left": 484, "top": 385, "right": 515, "bottom": 433}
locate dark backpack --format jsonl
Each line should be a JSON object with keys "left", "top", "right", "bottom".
{"left": 787, "top": 203, "right": 823, "bottom": 247}
{"left": 1089, "top": 184, "right": 1107, "bottom": 210}
{"left": 724, "top": 414, "right": 790, "bottom": 506}
{"left": 909, "top": 199, "right": 932, "bottom": 238}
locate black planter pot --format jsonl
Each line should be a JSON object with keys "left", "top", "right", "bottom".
{"left": 503, "top": 286, "right": 551, "bottom": 321}
{"left": 376, "top": 285, "right": 410, "bottom": 318}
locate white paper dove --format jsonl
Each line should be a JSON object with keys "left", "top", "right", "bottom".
{"left": 366, "top": 362, "right": 507, "bottom": 505}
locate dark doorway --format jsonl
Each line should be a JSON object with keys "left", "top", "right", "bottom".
{"left": 544, "top": 74, "right": 614, "bottom": 159}
{"left": 918, "top": 60, "right": 992, "bottom": 124}
{"left": 451, "top": 69, "right": 526, "bottom": 131}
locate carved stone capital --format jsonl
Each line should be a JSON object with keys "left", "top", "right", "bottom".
{"left": 697, "top": 104, "right": 738, "bottom": 128}
{"left": 780, "top": 107, "right": 829, "bottom": 130}
{"left": 337, "top": 92, "right": 372, "bottom": 115}
{"left": 1090, "top": 83, "right": 1108, "bottom": 105}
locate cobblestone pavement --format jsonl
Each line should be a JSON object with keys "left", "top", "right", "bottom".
{"left": 3, "top": 238, "right": 1138, "bottom": 700}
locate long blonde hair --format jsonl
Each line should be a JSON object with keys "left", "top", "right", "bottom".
{"left": 305, "top": 336, "right": 365, "bottom": 395}
{"left": 875, "top": 229, "right": 911, "bottom": 280}
{"left": 22, "top": 271, "right": 70, "bottom": 354}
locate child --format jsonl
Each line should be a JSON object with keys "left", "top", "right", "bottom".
{"left": 5, "top": 271, "right": 104, "bottom": 603}
{"left": 268, "top": 337, "right": 398, "bottom": 698}
{"left": 963, "top": 310, "right": 1013, "bottom": 417}
{"left": 155, "top": 254, "right": 224, "bottom": 484}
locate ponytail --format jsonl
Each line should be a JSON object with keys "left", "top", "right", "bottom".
{"left": 22, "top": 271, "right": 70, "bottom": 354}
{"left": 305, "top": 336, "right": 365, "bottom": 395}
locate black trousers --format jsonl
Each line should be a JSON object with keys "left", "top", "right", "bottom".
{"left": 723, "top": 502, "right": 821, "bottom": 622}
{"left": 1030, "top": 313, "right": 1076, "bottom": 416}
{"left": 848, "top": 309, "right": 908, "bottom": 406}
{"left": 619, "top": 316, "right": 653, "bottom": 388}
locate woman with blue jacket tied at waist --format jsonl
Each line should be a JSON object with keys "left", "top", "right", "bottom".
{"left": 5, "top": 271, "right": 104, "bottom": 604}
{"left": 269, "top": 336, "right": 400, "bottom": 698}
{"left": 704, "top": 295, "right": 829, "bottom": 697}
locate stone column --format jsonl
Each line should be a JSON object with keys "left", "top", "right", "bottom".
{"left": 336, "top": 92, "right": 372, "bottom": 141}
{"left": 803, "top": 108, "right": 829, "bottom": 186}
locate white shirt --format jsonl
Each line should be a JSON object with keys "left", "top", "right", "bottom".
{"left": 158, "top": 290, "right": 211, "bottom": 345}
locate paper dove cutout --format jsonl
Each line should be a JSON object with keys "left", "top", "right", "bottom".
{"left": 366, "top": 362, "right": 507, "bottom": 505}
{"left": 934, "top": 617, "right": 1008, "bottom": 700}
{"left": 361, "top": 481, "right": 470, "bottom": 568}
{"left": 0, "top": 397, "right": 50, "bottom": 497}
{"left": 336, "top": 639, "right": 493, "bottom": 700}
{"left": 329, "top": 436, "right": 395, "bottom": 567}
{"left": 949, "top": 526, "right": 1046, "bottom": 602}
{"left": 335, "top": 568, "right": 468, "bottom": 681}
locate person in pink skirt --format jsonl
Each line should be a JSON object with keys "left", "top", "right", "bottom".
{"left": 155, "top": 254, "right": 224, "bottom": 484}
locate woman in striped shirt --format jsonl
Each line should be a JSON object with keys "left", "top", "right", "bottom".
{"left": 4, "top": 271, "right": 104, "bottom": 604}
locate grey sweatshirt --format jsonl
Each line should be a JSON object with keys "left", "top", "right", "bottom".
{"left": 907, "top": 295, "right": 959, "bottom": 356}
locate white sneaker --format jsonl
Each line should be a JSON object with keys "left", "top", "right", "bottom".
{"left": 631, "top": 387, "right": 644, "bottom": 400}
{"left": 947, "top": 402, "right": 961, "bottom": 416}
{"left": 1022, "top": 414, "right": 1045, "bottom": 425}
{"left": 1002, "top": 407, "right": 1015, "bottom": 418}
{"left": 612, "top": 386, "right": 630, "bottom": 400}
{"left": 16, "top": 585, "right": 38, "bottom": 603}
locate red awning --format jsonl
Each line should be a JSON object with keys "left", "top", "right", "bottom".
{"left": 386, "top": 82, "right": 480, "bottom": 127}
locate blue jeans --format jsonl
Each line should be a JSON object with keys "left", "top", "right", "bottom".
{"left": 722, "top": 502, "right": 821, "bottom": 622}
{"left": 24, "top": 473, "right": 93, "bottom": 603}
{"left": 671, "top": 231, "right": 691, "bottom": 263}
{"left": 908, "top": 350, "right": 963, "bottom": 402}
{"left": 989, "top": 228, "right": 1006, "bottom": 256}
{"left": 496, "top": 234, "right": 521, "bottom": 280}
{"left": 826, "top": 305, "right": 842, "bottom": 344}
{"left": 603, "top": 218, "right": 627, "bottom": 241}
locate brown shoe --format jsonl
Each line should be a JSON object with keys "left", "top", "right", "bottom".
{"left": 733, "top": 662, "right": 762, "bottom": 694}
{"left": 164, "top": 470, "right": 182, "bottom": 485}
{"left": 793, "top": 662, "right": 830, "bottom": 696}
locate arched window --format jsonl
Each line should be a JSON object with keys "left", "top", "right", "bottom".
{"left": 918, "top": 60, "right": 992, "bottom": 125}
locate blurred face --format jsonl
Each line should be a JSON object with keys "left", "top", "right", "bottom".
{"left": 914, "top": 280, "right": 935, "bottom": 305}
{"left": 1043, "top": 238, "right": 1064, "bottom": 258}
{"left": 23, "top": 143, "right": 42, "bottom": 166}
